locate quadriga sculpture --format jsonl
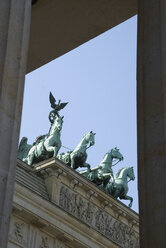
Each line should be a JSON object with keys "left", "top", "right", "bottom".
{"left": 57, "top": 131, "right": 95, "bottom": 170}
{"left": 57, "top": 151, "right": 72, "bottom": 166}
{"left": 19, "top": 116, "right": 64, "bottom": 166}
{"left": 84, "top": 148, "right": 124, "bottom": 186}
{"left": 104, "top": 166, "right": 135, "bottom": 208}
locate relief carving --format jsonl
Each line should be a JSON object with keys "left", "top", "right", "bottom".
{"left": 40, "top": 237, "right": 49, "bottom": 248}
{"left": 60, "top": 186, "right": 95, "bottom": 225}
{"left": 14, "top": 222, "right": 24, "bottom": 244}
{"left": 59, "top": 186, "right": 139, "bottom": 248}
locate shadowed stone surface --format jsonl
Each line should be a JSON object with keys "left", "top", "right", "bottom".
{"left": 137, "top": 0, "right": 166, "bottom": 247}
{"left": 27, "top": 0, "right": 137, "bottom": 72}
{"left": 0, "top": 1, "right": 31, "bottom": 247}
{"left": 9, "top": 158, "right": 139, "bottom": 248}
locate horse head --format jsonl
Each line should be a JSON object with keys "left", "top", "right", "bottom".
{"left": 111, "top": 147, "right": 124, "bottom": 161}
{"left": 85, "top": 131, "right": 96, "bottom": 147}
{"left": 110, "top": 166, "right": 135, "bottom": 208}
{"left": 115, "top": 166, "right": 135, "bottom": 181}
{"left": 127, "top": 166, "right": 135, "bottom": 181}
{"left": 50, "top": 116, "right": 64, "bottom": 134}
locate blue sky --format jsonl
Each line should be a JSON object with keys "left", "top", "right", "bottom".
{"left": 20, "top": 15, "right": 138, "bottom": 212}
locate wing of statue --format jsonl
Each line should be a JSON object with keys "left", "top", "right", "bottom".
{"left": 49, "top": 92, "right": 56, "bottom": 109}
{"left": 56, "top": 102, "right": 68, "bottom": 111}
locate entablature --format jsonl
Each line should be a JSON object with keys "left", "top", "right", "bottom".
{"left": 14, "top": 159, "right": 139, "bottom": 248}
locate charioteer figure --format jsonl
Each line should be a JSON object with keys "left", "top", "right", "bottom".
{"left": 18, "top": 92, "right": 68, "bottom": 166}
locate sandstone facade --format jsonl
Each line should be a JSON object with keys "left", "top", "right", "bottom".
{"left": 8, "top": 158, "right": 139, "bottom": 248}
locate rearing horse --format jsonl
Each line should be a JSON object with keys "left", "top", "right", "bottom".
{"left": 105, "top": 166, "right": 135, "bottom": 208}
{"left": 23, "top": 116, "right": 63, "bottom": 166}
{"left": 70, "top": 131, "right": 95, "bottom": 170}
{"left": 86, "top": 148, "right": 124, "bottom": 186}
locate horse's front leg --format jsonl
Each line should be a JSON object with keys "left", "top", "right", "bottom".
{"left": 82, "top": 162, "right": 91, "bottom": 170}
{"left": 50, "top": 142, "right": 61, "bottom": 157}
{"left": 23, "top": 149, "right": 35, "bottom": 166}
{"left": 45, "top": 145, "right": 55, "bottom": 156}
{"left": 24, "top": 155, "right": 33, "bottom": 166}
{"left": 121, "top": 195, "right": 133, "bottom": 208}
{"left": 23, "top": 146, "right": 36, "bottom": 165}
{"left": 55, "top": 143, "right": 61, "bottom": 157}
{"left": 71, "top": 158, "right": 75, "bottom": 169}
{"left": 53, "top": 146, "right": 59, "bottom": 157}
{"left": 27, "top": 154, "right": 34, "bottom": 166}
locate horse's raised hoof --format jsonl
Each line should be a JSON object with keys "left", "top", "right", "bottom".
{"left": 128, "top": 203, "right": 132, "bottom": 208}
{"left": 71, "top": 165, "right": 75, "bottom": 170}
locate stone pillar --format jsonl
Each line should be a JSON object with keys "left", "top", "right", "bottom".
{"left": 0, "top": 0, "right": 31, "bottom": 247}
{"left": 137, "top": 0, "right": 166, "bottom": 247}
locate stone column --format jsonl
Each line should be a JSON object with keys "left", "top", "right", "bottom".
{"left": 137, "top": 0, "right": 166, "bottom": 247}
{"left": 0, "top": 0, "right": 31, "bottom": 247}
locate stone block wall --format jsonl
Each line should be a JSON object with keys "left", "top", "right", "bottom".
{"left": 8, "top": 159, "right": 139, "bottom": 248}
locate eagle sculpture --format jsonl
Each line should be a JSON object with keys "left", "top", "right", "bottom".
{"left": 49, "top": 92, "right": 68, "bottom": 123}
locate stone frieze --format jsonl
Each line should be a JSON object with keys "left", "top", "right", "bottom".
{"left": 59, "top": 186, "right": 139, "bottom": 248}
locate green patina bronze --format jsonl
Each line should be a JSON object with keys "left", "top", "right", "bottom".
{"left": 103, "top": 166, "right": 135, "bottom": 208}
{"left": 18, "top": 92, "right": 67, "bottom": 166}
{"left": 82, "top": 148, "right": 135, "bottom": 207}
{"left": 18, "top": 91, "right": 135, "bottom": 208}
{"left": 57, "top": 151, "right": 73, "bottom": 166}
{"left": 84, "top": 147, "right": 123, "bottom": 186}
{"left": 18, "top": 137, "right": 32, "bottom": 160}
{"left": 49, "top": 92, "right": 68, "bottom": 123}
{"left": 57, "top": 131, "right": 95, "bottom": 170}
{"left": 19, "top": 115, "right": 64, "bottom": 166}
